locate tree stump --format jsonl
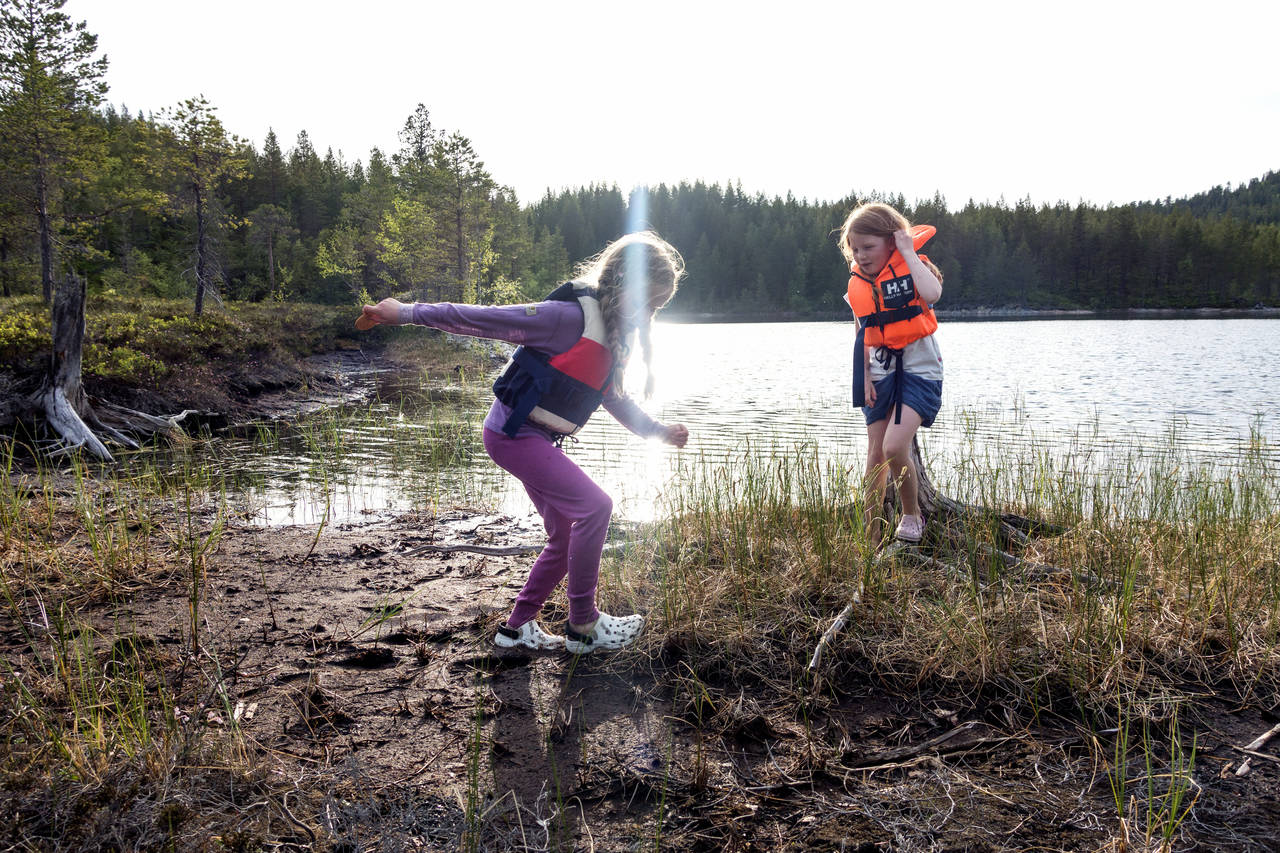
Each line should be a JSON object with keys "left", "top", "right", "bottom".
{"left": 33, "top": 274, "right": 115, "bottom": 462}
{"left": 24, "top": 274, "right": 190, "bottom": 463}
{"left": 889, "top": 435, "right": 1063, "bottom": 558}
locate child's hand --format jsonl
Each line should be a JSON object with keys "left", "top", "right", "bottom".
{"left": 660, "top": 423, "right": 689, "bottom": 449}
{"left": 864, "top": 372, "right": 877, "bottom": 407}
{"left": 892, "top": 229, "right": 917, "bottom": 258}
{"left": 356, "top": 298, "right": 405, "bottom": 330}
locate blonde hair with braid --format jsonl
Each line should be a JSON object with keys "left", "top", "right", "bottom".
{"left": 573, "top": 231, "right": 683, "bottom": 398}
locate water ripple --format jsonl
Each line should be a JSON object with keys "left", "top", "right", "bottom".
{"left": 206, "top": 319, "right": 1279, "bottom": 526}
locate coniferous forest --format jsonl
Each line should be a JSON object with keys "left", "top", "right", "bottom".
{"left": 2, "top": 0, "right": 1278, "bottom": 319}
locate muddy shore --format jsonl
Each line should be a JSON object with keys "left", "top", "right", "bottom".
{"left": 43, "top": 491, "right": 1279, "bottom": 851}
{"left": 5, "top": 350, "right": 1280, "bottom": 851}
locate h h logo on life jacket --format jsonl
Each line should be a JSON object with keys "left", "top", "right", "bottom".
{"left": 846, "top": 225, "right": 938, "bottom": 424}
{"left": 492, "top": 282, "right": 614, "bottom": 438}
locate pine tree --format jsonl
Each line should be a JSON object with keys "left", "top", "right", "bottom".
{"left": 245, "top": 203, "right": 297, "bottom": 299}
{"left": 164, "top": 96, "right": 248, "bottom": 315}
{"left": 430, "top": 131, "right": 496, "bottom": 302}
{"left": 0, "top": 0, "right": 107, "bottom": 302}
{"left": 256, "top": 128, "right": 286, "bottom": 207}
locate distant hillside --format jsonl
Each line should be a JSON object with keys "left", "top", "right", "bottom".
{"left": 1144, "top": 171, "right": 1280, "bottom": 225}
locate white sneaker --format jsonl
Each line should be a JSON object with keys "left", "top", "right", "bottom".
{"left": 565, "top": 612, "right": 644, "bottom": 654}
{"left": 494, "top": 620, "right": 563, "bottom": 651}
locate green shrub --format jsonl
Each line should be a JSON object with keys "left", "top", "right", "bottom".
{"left": 84, "top": 343, "right": 167, "bottom": 383}
{"left": 0, "top": 307, "right": 50, "bottom": 364}
{"left": 1, "top": 294, "right": 371, "bottom": 393}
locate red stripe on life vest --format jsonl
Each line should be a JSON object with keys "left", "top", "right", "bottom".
{"left": 548, "top": 338, "right": 613, "bottom": 388}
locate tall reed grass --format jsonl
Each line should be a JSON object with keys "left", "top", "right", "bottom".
{"left": 0, "top": 438, "right": 246, "bottom": 848}
{"left": 614, "top": 421, "right": 1279, "bottom": 729}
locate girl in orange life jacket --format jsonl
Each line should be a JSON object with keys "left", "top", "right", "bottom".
{"left": 357, "top": 232, "right": 689, "bottom": 654}
{"left": 838, "top": 202, "right": 944, "bottom": 547}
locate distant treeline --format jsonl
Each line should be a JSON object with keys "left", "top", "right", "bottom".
{"left": 2, "top": 1, "right": 1277, "bottom": 315}
{"left": 531, "top": 180, "right": 1280, "bottom": 315}
{"left": 1140, "top": 171, "right": 1280, "bottom": 226}
{"left": 8, "top": 101, "right": 1278, "bottom": 316}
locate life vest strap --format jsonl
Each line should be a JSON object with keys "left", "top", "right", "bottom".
{"left": 500, "top": 348, "right": 557, "bottom": 437}
{"left": 855, "top": 342, "right": 908, "bottom": 426}
{"left": 852, "top": 323, "right": 866, "bottom": 410}
{"left": 860, "top": 304, "right": 923, "bottom": 329}
{"left": 879, "top": 346, "right": 907, "bottom": 425}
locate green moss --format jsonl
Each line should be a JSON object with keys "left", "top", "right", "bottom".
{"left": 0, "top": 295, "right": 361, "bottom": 385}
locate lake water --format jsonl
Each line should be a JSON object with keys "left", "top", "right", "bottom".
{"left": 219, "top": 318, "right": 1280, "bottom": 526}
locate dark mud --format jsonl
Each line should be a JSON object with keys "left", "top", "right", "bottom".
{"left": 57, "top": 506, "right": 1280, "bottom": 852}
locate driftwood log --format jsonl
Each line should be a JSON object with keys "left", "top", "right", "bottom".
{"left": 20, "top": 274, "right": 191, "bottom": 463}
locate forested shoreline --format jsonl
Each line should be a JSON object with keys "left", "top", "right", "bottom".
{"left": 3, "top": 1, "right": 1279, "bottom": 323}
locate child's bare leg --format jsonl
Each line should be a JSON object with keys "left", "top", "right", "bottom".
{"left": 881, "top": 407, "right": 926, "bottom": 518}
{"left": 864, "top": 419, "right": 890, "bottom": 546}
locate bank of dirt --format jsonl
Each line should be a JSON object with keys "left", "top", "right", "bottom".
{"left": 10, "top": 501, "right": 1280, "bottom": 851}
{"left": 4, "top": 350, "right": 1280, "bottom": 851}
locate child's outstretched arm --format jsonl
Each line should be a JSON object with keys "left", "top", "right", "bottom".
{"left": 357, "top": 298, "right": 582, "bottom": 351}
{"left": 893, "top": 230, "right": 943, "bottom": 304}
{"left": 603, "top": 391, "right": 689, "bottom": 447}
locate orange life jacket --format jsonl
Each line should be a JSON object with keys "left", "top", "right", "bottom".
{"left": 845, "top": 224, "right": 938, "bottom": 349}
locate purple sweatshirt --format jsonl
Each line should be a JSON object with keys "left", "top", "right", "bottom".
{"left": 406, "top": 300, "right": 665, "bottom": 440}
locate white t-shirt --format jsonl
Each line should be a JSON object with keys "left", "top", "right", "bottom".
{"left": 868, "top": 333, "right": 943, "bottom": 381}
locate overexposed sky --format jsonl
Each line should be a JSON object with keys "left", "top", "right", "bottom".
{"left": 64, "top": 0, "right": 1280, "bottom": 208}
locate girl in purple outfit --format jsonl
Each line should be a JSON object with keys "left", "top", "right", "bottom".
{"left": 357, "top": 232, "right": 688, "bottom": 654}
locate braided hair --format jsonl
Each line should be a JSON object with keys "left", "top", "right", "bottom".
{"left": 573, "top": 231, "right": 684, "bottom": 398}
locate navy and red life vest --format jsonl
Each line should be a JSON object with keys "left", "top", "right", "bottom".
{"left": 492, "top": 282, "right": 614, "bottom": 437}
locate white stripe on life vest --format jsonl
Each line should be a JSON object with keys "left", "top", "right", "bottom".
{"left": 528, "top": 406, "right": 581, "bottom": 435}
{"left": 576, "top": 293, "right": 606, "bottom": 346}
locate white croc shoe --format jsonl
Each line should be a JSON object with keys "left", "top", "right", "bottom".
{"left": 565, "top": 611, "right": 644, "bottom": 654}
{"left": 894, "top": 514, "right": 925, "bottom": 544}
{"left": 494, "top": 620, "right": 564, "bottom": 651}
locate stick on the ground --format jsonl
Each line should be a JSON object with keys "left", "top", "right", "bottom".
{"left": 404, "top": 542, "right": 541, "bottom": 557}
{"left": 809, "top": 599, "right": 856, "bottom": 673}
{"left": 843, "top": 720, "right": 992, "bottom": 767}
{"left": 1242, "top": 722, "right": 1280, "bottom": 751}
{"left": 1234, "top": 722, "right": 1280, "bottom": 776}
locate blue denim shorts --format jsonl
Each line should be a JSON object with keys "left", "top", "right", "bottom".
{"left": 862, "top": 372, "right": 943, "bottom": 427}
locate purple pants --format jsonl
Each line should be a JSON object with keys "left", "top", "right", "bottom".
{"left": 483, "top": 428, "right": 611, "bottom": 628}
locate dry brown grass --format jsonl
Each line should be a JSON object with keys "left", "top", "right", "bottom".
{"left": 612, "top": 440, "right": 1280, "bottom": 731}
{"left": 2, "top": 423, "right": 1277, "bottom": 850}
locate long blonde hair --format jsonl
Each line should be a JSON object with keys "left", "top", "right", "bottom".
{"left": 837, "top": 202, "right": 944, "bottom": 281}
{"left": 574, "top": 231, "right": 684, "bottom": 397}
